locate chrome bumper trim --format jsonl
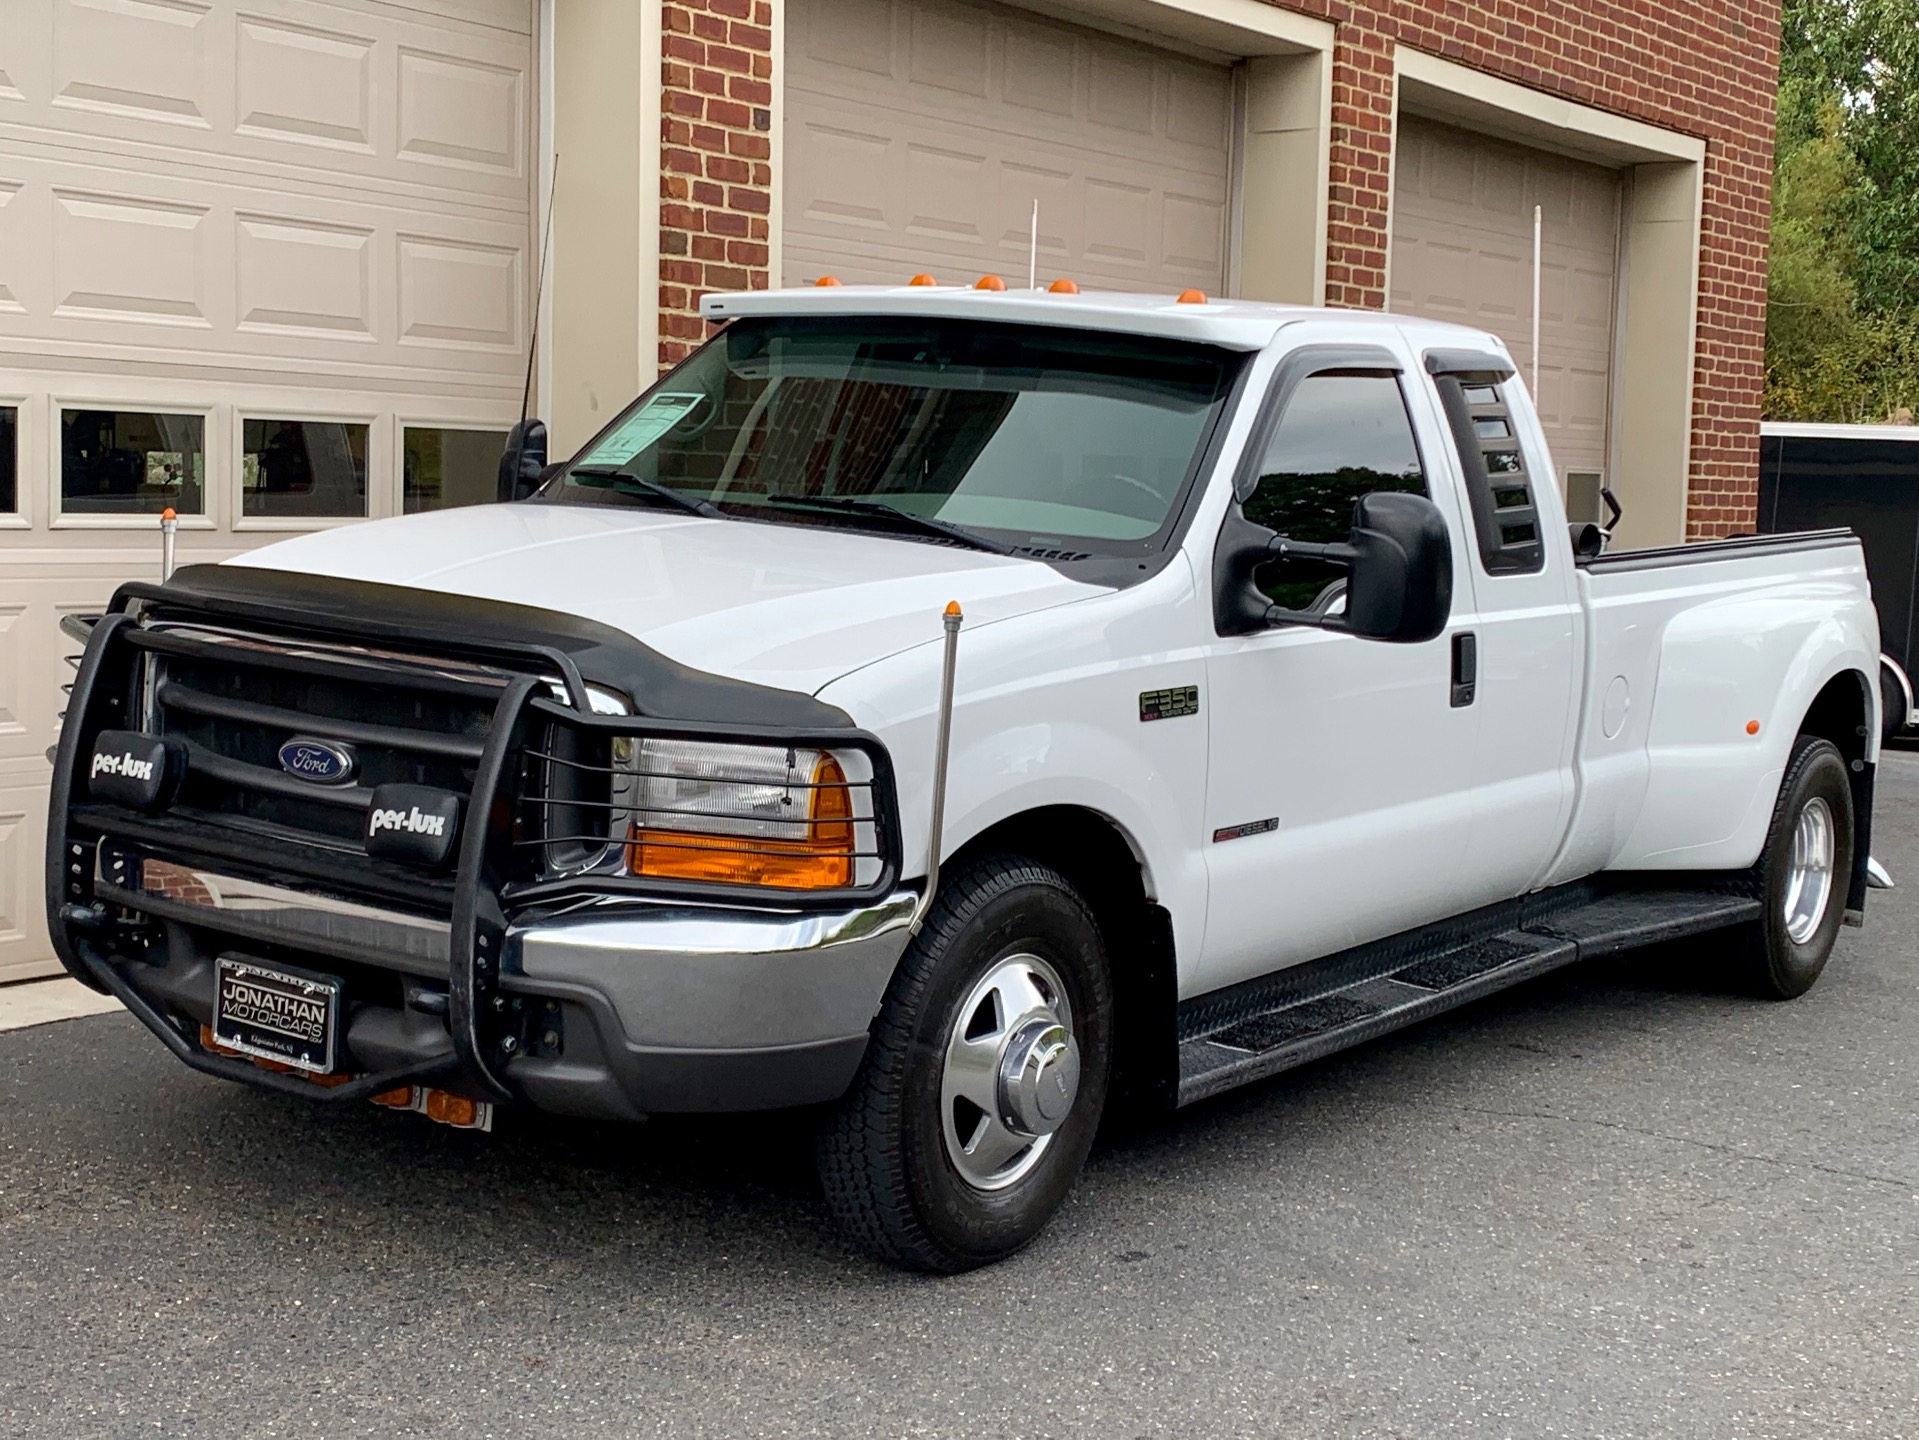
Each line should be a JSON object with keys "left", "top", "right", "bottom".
{"left": 99, "top": 851, "right": 451, "bottom": 972}
{"left": 511, "top": 889, "right": 918, "bottom": 1050}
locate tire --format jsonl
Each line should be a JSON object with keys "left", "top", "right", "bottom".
{"left": 817, "top": 854, "right": 1114, "bottom": 1272}
{"left": 1723, "top": 734, "right": 1855, "bottom": 1000}
{"left": 1881, "top": 662, "right": 1908, "bottom": 740}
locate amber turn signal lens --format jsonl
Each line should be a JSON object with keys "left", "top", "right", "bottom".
{"left": 372, "top": 1086, "right": 417, "bottom": 1109}
{"left": 628, "top": 754, "right": 855, "bottom": 889}
{"left": 423, "top": 1090, "right": 480, "bottom": 1127}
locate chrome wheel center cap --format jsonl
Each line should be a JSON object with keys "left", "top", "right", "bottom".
{"left": 997, "top": 1017, "right": 1080, "bottom": 1137}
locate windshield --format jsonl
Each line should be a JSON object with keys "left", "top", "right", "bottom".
{"left": 540, "top": 317, "right": 1240, "bottom": 554}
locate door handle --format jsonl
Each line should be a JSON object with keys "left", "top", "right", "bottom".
{"left": 1450, "top": 632, "right": 1477, "bottom": 708}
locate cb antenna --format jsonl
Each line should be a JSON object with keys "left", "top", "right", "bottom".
{"left": 521, "top": 152, "right": 561, "bottom": 428}
{"left": 1028, "top": 199, "right": 1039, "bottom": 291}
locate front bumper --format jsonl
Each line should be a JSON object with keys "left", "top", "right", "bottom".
{"left": 48, "top": 598, "right": 910, "bottom": 1124}
{"left": 63, "top": 871, "right": 914, "bottom": 1120}
{"left": 503, "top": 891, "right": 916, "bottom": 1117}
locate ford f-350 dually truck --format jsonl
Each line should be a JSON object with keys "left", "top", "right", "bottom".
{"left": 49, "top": 285, "right": 1881, "bottom": 1271}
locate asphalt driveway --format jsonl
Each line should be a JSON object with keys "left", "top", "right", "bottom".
{"left": 5, "top": 758, "right": 1918, "bottom": 1438}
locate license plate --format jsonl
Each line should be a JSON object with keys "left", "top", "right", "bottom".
{"left": 212, "top": 956, "right": 341, "bottom": 1074}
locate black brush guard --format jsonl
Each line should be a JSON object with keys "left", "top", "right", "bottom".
{"left": 47, "top": 576, "right": 902, "bottom": 1108}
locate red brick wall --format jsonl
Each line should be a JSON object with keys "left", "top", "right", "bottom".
{"left": 655, "top": 0, "right": 1779, "bottom": 536}
{"left": 659, "top": 0, "right": 775, "bottom": 369}
{"left": 1291, "top": 0, "right": 1780, "bottom": 538}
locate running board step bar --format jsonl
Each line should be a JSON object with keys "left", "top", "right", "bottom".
{"left": 1175, "top": 887, "right": 1761, "bottom": 1107}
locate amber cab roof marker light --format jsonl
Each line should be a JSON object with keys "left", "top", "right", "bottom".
{"left": 908, "top": 273, "right": 939, "bottom": 287}
{"left": 1048, "top": 279, "right": 1080, "bottom": 294}
{"left": 1176, "top": 288, "right": 1208, "bottom": 305}
{"left": 975, "top": 275, "right": 1006, "bottom": 291}
{"left": 814, "top": 275, "right": 842, "bottom": 287}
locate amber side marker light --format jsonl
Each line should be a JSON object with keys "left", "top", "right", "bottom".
{"left": 1176, "top": 288, "right": 1208, "bottom": 305}
{"left": 627, "top": 753, "right": 856, "bottom": 890}
{"left": 1048, "top": 278, "right": 1080, "bottom": 294}
{"left": 1747, "top": 719, "right": 1762, "bottom": 735}
{"left": 908, "top": 273, "right": 939, "bottom": 287}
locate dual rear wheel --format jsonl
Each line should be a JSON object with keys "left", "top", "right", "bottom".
{"left": 1723, "top": 734, "right": 1856, "bottom": 1000}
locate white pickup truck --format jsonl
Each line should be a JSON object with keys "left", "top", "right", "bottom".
{"left": 49, "top": 286, "right": 1881, "bottom": 1272}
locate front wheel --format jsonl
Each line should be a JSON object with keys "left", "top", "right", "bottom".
{"left": 817, "top": 855, "right": 1113, "bottom": 1272}
{"left": 1723, "top": 735, "right": 1855, "bottom": 1000}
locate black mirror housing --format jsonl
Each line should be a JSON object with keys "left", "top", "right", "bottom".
{"left": 1213, "top": 489, "right": 1452, "bottom": 643}
{"left": 1339, "top": 491, "right": 1452, "bottom": 642}
{"left": 497, "top": 418, "right": 548, "bottom": 503}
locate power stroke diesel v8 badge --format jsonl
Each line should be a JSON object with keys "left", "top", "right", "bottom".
{"left": 363, "top": 783, "right": 462, "bottom": 869}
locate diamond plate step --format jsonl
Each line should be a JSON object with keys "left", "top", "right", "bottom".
{"left": 1175, "top": 886, "right": 1761, "bottom": 1106}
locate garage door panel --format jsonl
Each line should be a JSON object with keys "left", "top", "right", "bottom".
{"left": 909, "top": 5, "right": 989, "bottom": 95}
{"left": 3, "top": 0, "right": 532, "bottom": 209}
{"left": 0, "top": 142, "right": 527, "bottom": 384}
{"left": 235, "top": 215, "right": 373, "bottom": 339}
{"left": 1164, "top": 192, "right": 1227, "bottom": 273}
{"left": 1393, "top": 115, "right": 1620, "bottom": 480}
{"left": 787, "top": 0, "right": 1229, "bottom": 293}
{"left": 0, "top": 0, "right": 533, "bottom": 980}
{"left": 1167, "top": 67, "right": 1231, "bottom": 150}
{"left": 234, "top": 13, "right": 376, "bottom": 152}
{"left": 1003, "top": 23, "right": 1076, "bottom": 115}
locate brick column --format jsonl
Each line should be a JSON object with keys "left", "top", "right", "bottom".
{"left": 1324, "top": 18, "right": 1396, "bottom": 311}
{"left": 659, "top": 0, "right": 776, "bottom": 371}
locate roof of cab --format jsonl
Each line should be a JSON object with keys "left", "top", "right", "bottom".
{"left": 700, "top": 284, "right": 1406, "bottom": 351}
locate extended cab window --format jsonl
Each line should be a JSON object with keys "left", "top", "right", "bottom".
{"left": 543, "top": 317, "right": 1237, "bottom": 555}
{"left": 1244, "top": 372, "right": 1427, "bottom": 611}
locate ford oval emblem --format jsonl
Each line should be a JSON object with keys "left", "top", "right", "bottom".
{"left": 278, "top": 737, "right": 357, "bottom": 785}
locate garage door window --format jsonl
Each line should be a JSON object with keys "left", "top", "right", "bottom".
{"left": 0, "top": 407, "right": 15, "bottom": 514}
{"left": 404, "top": 426, "right": 507, "bottom": 513}
{"left": 242, "top": 420, "right": 369, "bottom": 520}
{"left": 60, "top": 409, "right": 205, "bottom": 516}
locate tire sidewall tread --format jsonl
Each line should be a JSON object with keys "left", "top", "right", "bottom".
{"left": 817, "top": 854, "right": 1113, "bottom": 1272}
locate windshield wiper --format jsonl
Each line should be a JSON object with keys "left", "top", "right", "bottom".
{"left": 565, "top": 466, "right": 729, "bottom": 520}
{"left": 761, "top": 495, "right": 1013, "bottom": 555}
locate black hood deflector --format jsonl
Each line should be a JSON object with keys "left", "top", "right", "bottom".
{"left": 117, "top": 565, "right": 853, "bottom": 729}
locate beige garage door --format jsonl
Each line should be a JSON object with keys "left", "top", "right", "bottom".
{"left": 0, "top": 0, "right": 537, "bottom": 982}
{"left": 1391, "top": 116, "right": 1621, "bottom": 486}
{"left": 784, "top": 0, "right": 1232, "bottom": 294}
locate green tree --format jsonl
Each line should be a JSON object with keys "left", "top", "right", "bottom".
{"left": 1768, "top": 0, "right": 1919, "bottom": 420}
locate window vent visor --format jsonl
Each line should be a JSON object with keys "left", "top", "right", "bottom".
{"left": 1431, "top": 369, "right": 1545, "bottom": 576}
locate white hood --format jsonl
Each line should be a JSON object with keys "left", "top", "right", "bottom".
{"left": 226, "top": 504, "right": 1106, "bottom": 694}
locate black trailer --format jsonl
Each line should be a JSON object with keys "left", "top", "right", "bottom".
{"left": 1759, "top": 422, "right": 1919, "bottom": 734}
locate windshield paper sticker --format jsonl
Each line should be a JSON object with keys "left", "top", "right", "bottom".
{"left": 577, "top": 393, "right": 705, "bottom": 467}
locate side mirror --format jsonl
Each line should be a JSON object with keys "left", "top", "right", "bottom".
{"left": 1214, "top": 490, "right": 1453, "bottom": 643}
{"left": 497, "top": 418, "right": 548, "bottom": 503}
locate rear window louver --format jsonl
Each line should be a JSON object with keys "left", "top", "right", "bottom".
{"left": 1426, "top": 351, "right": 1544, "bottom": 576}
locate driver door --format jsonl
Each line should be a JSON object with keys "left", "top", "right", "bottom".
{"left": 1196, "top": 349, "right": 1483, "bottom": 995}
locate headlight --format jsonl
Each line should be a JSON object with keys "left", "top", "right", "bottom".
{"left": 616, "top": 738, "right": 862, "bottom": 890}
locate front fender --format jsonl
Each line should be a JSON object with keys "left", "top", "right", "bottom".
{"left": 1614, "top": 584, "right": 1878, "bottom": 870}
{"left": 818, "top": 559, "right": 1213, "bottom": 973}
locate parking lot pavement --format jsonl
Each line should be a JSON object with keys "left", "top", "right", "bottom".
{"left": 6, "top": 764, "right": 1919, "bottom": 1440}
